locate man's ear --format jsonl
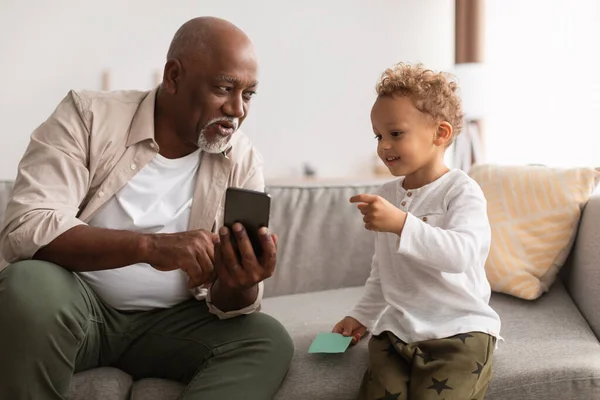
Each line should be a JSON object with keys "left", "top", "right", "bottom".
{"left": 162, "top": 59, "right": 183, "bottom": 94}
{"left": 434, "top": 121, "right": 453, "bottom": 146}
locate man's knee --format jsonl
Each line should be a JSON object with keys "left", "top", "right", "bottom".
{"left": 0, "top": 260, "right": 83, "bottom": 331}
{"left": 243, "top": 312, "right": 294, "bottom": 367}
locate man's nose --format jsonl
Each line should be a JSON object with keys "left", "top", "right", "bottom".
{"left": 223, "top": 93, "right": 245, "bottom": 119}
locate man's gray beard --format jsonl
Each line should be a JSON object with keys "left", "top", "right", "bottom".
{"left": 197, "top": 117, "right": 238, "bottom": 154}
{"left": 197, "top": 131, "right": 231, "bottom": 154}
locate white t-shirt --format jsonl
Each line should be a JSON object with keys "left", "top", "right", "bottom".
{"left": 79, "top": 149, "right": 202, "bottom": 310}
{"left": 350, "top": 169, "right": 501, "bottom": 343}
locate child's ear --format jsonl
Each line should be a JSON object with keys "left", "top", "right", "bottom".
{"left": 434, "top": 122, "right": 453, "bottom": 146}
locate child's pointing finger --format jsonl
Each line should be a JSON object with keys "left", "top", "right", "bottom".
{"left": 350, "top": 194, "right": 379, "bottom": 204}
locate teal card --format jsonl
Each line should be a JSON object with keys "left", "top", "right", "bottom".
{"left": 308, "top": 333, "right": 353, "bottom": 354}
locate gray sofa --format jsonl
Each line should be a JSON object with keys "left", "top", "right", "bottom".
{"left": 2, "top": 179, "right": 600, "bottom": 399}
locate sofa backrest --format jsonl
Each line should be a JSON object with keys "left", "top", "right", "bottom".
{"left": 263, "top": 182, "right": 382, "bottom": 298}
{"left": 2, "top": 179, "right": 597, "bottom": 301}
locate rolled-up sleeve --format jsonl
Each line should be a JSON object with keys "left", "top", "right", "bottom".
{"left": 0, "top": 91, "right": 90, "bottom": 263}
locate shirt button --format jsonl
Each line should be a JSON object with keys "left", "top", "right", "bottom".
{"left": 401, "top": 201, "right": 407, "bottom": 206}
{"left": 423, "top": 216, "right": 428, "bottom": 222}
{"left": 130, "top": 164, "right": 137, "bottom": 170}
{"left": 149, "top": 142, "right": 156, "bottom": 149}
{"left": 98, "top": 191, "right": 104, "bottom": 198}
{"left": 407, "top": 192, "right": 413, "bottom": 197}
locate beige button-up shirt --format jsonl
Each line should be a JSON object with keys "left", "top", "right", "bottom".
{"left": 0, "top": 86, "right": 266, "bottom": 318}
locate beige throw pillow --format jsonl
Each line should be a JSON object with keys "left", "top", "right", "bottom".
{"left": 470, "top": 164, "right": 600, "bottom": 300}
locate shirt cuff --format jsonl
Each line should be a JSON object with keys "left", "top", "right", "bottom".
{"left": 348, "top": 305, "right": 384, "bottom": 332}
{"left": 202, "top": 281, "right": 264, "bottom": 320}
{"left": 396, "top": 212, "right": 420, "bottom": 255}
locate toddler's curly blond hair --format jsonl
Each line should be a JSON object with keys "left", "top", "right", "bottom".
{"left": 376, "top": 63, "right": 464, "bottom": 143}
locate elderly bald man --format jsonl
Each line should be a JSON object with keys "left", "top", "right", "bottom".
{"left": 0, "top": 17, "right": 293, "bottom": 400}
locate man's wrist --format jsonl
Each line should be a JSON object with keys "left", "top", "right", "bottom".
{"left": 215, "top": 280, "right": 259, "bottom": 300}
{"left": 137, "top": 233, "right": 156, "bottom": 264}
{"left": 210, "top": 280, "right": 259, "bottom": 312}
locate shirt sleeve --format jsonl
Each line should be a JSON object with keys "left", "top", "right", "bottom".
{"left": 349, "top": 251, "right": 388, "bottom": 330}
{"left": 0, "top": 91, "right": 90, "bottom": 263}
{"left": 396, "top": 181, "right": 491, "bottom": 274}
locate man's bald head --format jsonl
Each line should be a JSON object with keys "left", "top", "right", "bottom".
{"left": 166, "top": 17, "right": 252, "bottom": 62}
{"left": 157, "top": 17, "right": 258, "bottom": 157}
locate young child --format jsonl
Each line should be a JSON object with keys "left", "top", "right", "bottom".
{"left": 333, "top": 63, "right": 501, "bottom": 400}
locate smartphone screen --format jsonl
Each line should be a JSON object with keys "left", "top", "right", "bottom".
{"left": 223, "top": 187, "right": 271, "bottom": 259}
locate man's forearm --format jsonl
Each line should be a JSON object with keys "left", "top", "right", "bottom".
{"left": 34, "top": 225, "right": 148, "bottom": 272}
{"left": 210, "top": 280, "right": 259, "bottom": 313}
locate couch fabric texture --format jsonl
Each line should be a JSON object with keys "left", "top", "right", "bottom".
{"left": 2, "top": 180, "right": 600, "bottom": 399}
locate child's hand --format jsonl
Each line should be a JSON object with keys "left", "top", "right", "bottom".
{"left": 333, "top": 316, "right": 368, "bottom": 345}
{"left": 350, "top": 194, "right": 407, "bottom": 235}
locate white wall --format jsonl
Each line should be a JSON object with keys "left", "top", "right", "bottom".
{"left": 485, "top": 0, "right": 600, "bottom": 168}
{"left": 0, "top": 0, "right": 455, "bottom": 181}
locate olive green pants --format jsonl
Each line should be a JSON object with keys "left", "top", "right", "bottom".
{"left": 0, "top": 261, "right": 293, "bottom": 400}
{"left": 359, "top": 331, "right": 495, "bottom": 400}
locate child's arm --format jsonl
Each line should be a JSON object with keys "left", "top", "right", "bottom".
{"left": 351, "top": 181, "right": 490, "bottom": 274}
{"left": 348, "top": 252, "right": 388, "bottom": 331}
{"left": 396, "top": 183, "right": 489, "bottom": 274}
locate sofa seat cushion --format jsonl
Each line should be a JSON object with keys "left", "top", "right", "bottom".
{"left": 486, "top": 280, "right": 600, "bottom": 399}
{"left": 130, "top": 378, "right": 185, "bottom": 399}
{"left": 66, "top": 367, "right": 131, "bottom": 400}
{"left": 261, "top": 280, "right": 600, "bottom": 400}
{"left": 67, "top": 280, "right": 600, "bottom": 400}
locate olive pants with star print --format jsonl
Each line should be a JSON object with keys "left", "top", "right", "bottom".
{"left": 358, "top": 331, "right": 496, "bottom": 400}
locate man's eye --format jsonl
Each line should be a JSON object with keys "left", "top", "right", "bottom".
{"left": 243, "top": 91, "right": 256, "bottom": 100}
{"left": 217, "top": 86, "right": 232, "bottom": 92}
{"left": 390, "top": 131, "right": 403, "bottom": 137}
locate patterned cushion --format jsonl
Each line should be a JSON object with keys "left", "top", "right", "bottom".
{"left": 470, "top": 164, "right": 599, "bottom": 299}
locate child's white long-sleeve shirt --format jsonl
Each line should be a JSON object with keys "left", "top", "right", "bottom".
{"left": 350, "top": 169, "right": 501, "bottom": 343}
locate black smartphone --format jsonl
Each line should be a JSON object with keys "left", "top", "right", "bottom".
{"left": 224, "top": 187, "right": 271, "bottom": 259}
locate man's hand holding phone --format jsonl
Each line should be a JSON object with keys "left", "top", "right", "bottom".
{"left": 208, "top": 187, "right": 276, "bottom": 312}
{"left": 213, "top": 223, "right": 278, "bottom": 291}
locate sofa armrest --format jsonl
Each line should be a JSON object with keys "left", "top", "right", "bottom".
{"left": 565, "top": 193, "right": 600, "bottom": 338}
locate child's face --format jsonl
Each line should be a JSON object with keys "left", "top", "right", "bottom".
{"left": 371, "top": 95, "right": 442, "bottom": 177}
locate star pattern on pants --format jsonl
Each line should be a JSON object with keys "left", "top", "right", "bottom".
{"left": 451, "top": 333, "right": 474, "bottom": 344}
{"left": 377, "top": 389, "right": 402, "bottom": 400}
{"left": 427, "top": 377, "right": 453, "bottom": 395}
{"left": 472, "top": 361, "right": 484, "bottom": 378}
